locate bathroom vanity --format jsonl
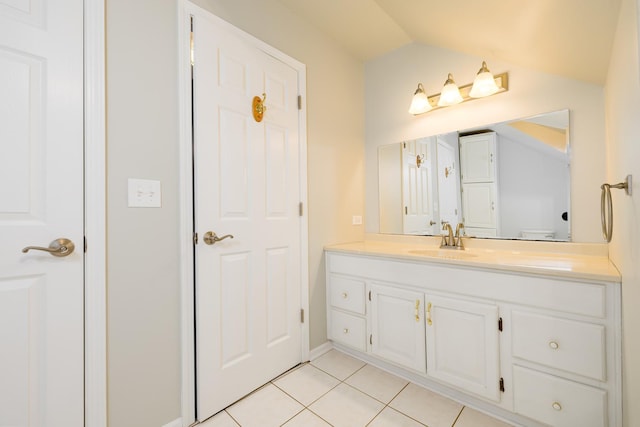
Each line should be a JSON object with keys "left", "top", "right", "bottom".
{"left": 325, "top": 240, "right": 621, "bottom": 427}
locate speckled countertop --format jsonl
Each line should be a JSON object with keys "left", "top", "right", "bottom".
{"left": 325, "top": 239, "right": 621, "bottom": 283}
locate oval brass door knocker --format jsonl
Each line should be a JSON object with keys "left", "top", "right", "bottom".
{"left": 252, "top": 93, "right": 266, "bottom": 122}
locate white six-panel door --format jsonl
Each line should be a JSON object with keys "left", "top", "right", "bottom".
{"left": 0, "top": 0, "right": 84, "bottom": 425}
{"left": 402, "top": 140, "right": 433, "bottom": 235}
{"left": 192, "top": 13, "right": 303, "bottom": 420}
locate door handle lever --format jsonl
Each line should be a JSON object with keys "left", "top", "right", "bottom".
{"left": 22, "top": 238, "right": 75, "bottom": 257}
{"left": 203, "top": 231, "right": 234, "bottom": 245}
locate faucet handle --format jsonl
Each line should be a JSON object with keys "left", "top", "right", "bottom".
{"left": 455, "top": 223, "right": 465, "bottom": 248}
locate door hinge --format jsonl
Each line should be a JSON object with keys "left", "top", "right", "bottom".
{"left": 300, "top": 309, "right": 304, "bottom": 323}
{"left": 405, "top": 206, "right": 408, "bottom": 215}
{"left": 370, "top": 334, "right": 373, "bottom": 345}
{"left": 498, "top": 317, "right": 503, "bottom": 332}
{"left": 84, "top": 236, "right": 87, "bottom": 253}
{"left": 299, "top": 202, "right": 303, "bottom": 217}
{"left": 297, "top": 95, "right": 302, "bottom": 110}
{"left": 499, "top": 377, "right": 505, "bottom": 392}
{"left": 368, "top": 290, "right": 372, "bottom": 301}
{"left": 193, "top": 232, "right": 198, "bottom": 245}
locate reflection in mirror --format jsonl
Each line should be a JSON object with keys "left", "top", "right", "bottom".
{"left": 378, "top": 110, "right": 570, "bottom": 241}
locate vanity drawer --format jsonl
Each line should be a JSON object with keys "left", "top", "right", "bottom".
{"left": 512, "top": 311, "right": 606, "bottom": 381}
{"left": 329, "top": 309, "right": 366, "bottom": 352}
{"left": 329, "top": 275, "right": 366, "bottom": 314}
{"left": 513, "top": 366, "right": 607, "bottom": 427}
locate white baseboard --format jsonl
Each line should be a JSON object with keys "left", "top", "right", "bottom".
{"left": 162, "top": 418, "right": 182, "bottom": 427}
{"left": 309, "top": 341, "right": 334, "bottom": 361}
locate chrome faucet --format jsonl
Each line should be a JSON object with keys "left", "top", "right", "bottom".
{"left": 440, "top": 221, "right": 465, "bottom": 250}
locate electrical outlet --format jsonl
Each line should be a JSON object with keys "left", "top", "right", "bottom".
{"left": 352, "top": 215, "right": 363, "bottom": 225}
{"left": 128, "top": 178, "right": 162, "bottom": 207}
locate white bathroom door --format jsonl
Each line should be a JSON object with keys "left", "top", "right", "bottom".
{"left": 192, "top": 13, "right": 303, "bottom": 419}
{"left": 0, "top": 0, "right": 85, "bottom": 425}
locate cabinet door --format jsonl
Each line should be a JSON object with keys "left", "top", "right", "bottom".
{"left": 461, "top": 182, "right": 497, "bottom": 229}
{"left": 425, "top": 294, "right": 500, "bottom": 401}
{"left": 459, "top": 133, "right": 496, "bottom": 183}
{"left": 370, "top": 283, "right": 426, "bottom": 373}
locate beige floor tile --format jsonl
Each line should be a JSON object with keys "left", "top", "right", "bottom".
{"left": 273, "top": 363, "right": 340, "bottom": 406}
{"left": 199, "top": 410, "right": 240, "bottom": 427}
{"left": 281, "top": 409, "right": 332, "bottom": 426}
{"left": 345, "top": 364, "right": 409, "bottom": 403}
{"left": 368, "top": 407, "right": 426, "bottom": 427}
{"left": 225, "top": 383, "right": 303, "bottom": 427}
{"left": 308, "top": 383, "right": 385, "bottom": 427}
{"left": 311, "top": 349, "right": 366, "bottom": 380}
{"left": 453, "top": 406, "right": 514, "bottom": 427}
{"left": 389, "top": 383, "right": 463, "bottom": 427}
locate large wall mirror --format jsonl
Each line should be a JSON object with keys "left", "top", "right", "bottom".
{"left": 378, "top": 110, "right": 570, "bottom": 241}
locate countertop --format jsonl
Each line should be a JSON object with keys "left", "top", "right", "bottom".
{"left": 325, "top": 240, "right": 621, "bottom": 283}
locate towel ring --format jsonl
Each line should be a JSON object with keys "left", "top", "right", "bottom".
{"left": 600, "top": 175, "right": 632, "bottom": 242}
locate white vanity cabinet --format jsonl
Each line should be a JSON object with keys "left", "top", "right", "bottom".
{"left": 325, "top": 249, "right": 621, "bottom": 427}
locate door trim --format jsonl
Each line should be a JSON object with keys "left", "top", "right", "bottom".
{"left": 177, "top": 2, "right": 309, "bottom": 425}
{"left": 84, "top": 0, "right": 107, "bottom": 425}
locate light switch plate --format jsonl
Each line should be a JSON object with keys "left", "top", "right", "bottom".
{"left": 128, "top": 178, "right": 162, "bottom": 208}
{"left": 352, "top": 215, "right": 363, "bottom": 225}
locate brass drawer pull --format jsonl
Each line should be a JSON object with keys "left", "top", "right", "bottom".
{"left": 549, "top": 341, "right": 559, "bottom": 350}
{"left": 343, "top": 328, "right": 349, "bottom": 334}
{"left": 552, "top": 402, "right": 562, "bottom": 411}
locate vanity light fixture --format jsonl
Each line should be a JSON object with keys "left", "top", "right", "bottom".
{"left": 408, "top": 83, "right": 432, "bottom": 115}
{"left": 437, "top": 73, "right": 463, "bottom": 107}
{"left": 469, "top": 61, "right": 500, "bottom": 98}
{"left": 409, "top": 61, "right": 508, "bottom": 116}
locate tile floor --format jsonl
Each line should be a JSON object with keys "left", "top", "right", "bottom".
{"left": 199, "top": 349, "right": 514, "bottom": 427}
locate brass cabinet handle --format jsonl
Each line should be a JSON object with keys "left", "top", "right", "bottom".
{"left": 426, "top": 302, "right": 432, "bottom": 326}
{"left": 415, "top": 300, "right": 420, "bottom": 322}
{"left": 549, "top": 341, "right": 559, "bottom": 350}
{"left": 341, "top": 292, "right": 348, "bottom": 299}
{"left": 552, "top": 402, "right": 562, "bottom": 411}
{"left": 22, "top": 238, "right": 75, "bottom": 257}
{"left": 203, "top": 231, "right": 234, "bottom": 245}
{"left": 343, "top": 328, "right": 349, "bottom": 334}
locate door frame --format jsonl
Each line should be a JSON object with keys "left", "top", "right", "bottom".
{"left": 177, "top": 2, "right": 310, "bottom": 425}
{"left": 84, "top": 0, "right": 107, "bottom": 425}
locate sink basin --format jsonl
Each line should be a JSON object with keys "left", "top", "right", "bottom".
{"left": 407, "top": 249, "right": 477, "bottom": 259}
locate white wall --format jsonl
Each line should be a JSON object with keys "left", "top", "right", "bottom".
{"left": 498, "top": 136, "right": 570, "bottom": 239}
{"left": 106, "top": 1, "right": 181, "bottom": 425}
{"left": 605, "top": 0, "right": 640, "bottom": 425}
{"left": 365, "top": 43, "right": 606, "bottom": 242}
{"left": 106, "top": 0, "right": 364, "bottom": 425}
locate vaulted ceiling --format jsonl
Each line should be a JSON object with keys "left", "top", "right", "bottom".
{"left": 275, "top": 0, "right": 622, "bottom": 84}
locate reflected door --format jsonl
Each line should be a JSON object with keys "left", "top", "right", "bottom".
{"left": 193, "top": 13, "right": 303, "bottom": 419}
{"left": 402, "top": 140, "right": 433, "bottom": 234}
{"left": 436, "top": 139, "right": 460, "bottom": 227}
{"left": 0, "top": 0, "right": 84, "bottom": 425}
